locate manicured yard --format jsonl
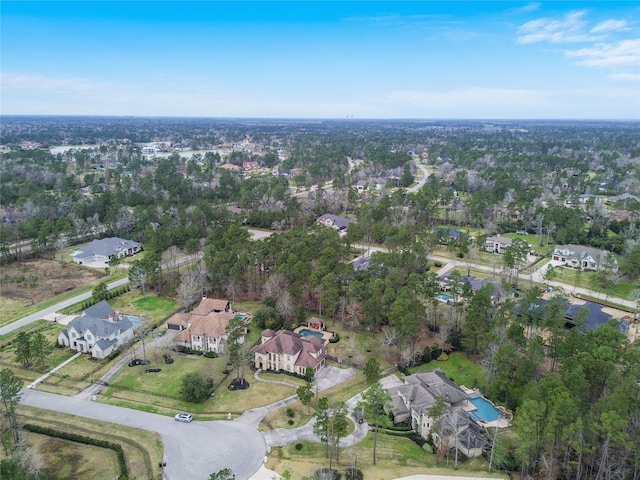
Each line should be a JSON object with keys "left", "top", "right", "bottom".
{"left": 267, "top": 433, "right": 506, "bottom": 480}
{"left": 100, "top": 351, "right": 303, "bottom": 417}
{"left": 411, "top": 352, "right": 488, "bottom": 391}
{"left": 108, "top": 291, "right": 180, "bottom": 326}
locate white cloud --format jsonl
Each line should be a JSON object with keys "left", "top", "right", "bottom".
{"left": 566, "top": 39, "right": 640, "bottom": 68}
{"left": 513, "top": 3, "right": 542, "bottom": 14}
{"left": 590, "top": 19, "right": 628, "bottom": 34}
{"left": 517, "top": 10, "right": 595, "bottom": 44}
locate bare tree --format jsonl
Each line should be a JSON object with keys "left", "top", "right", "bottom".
{"left": 381, "top": 325, "right": 399, "bottom": 363}
{"left": 263, "top": 273, "right": 287, "bottom": 300}
{"left": 276, "top": 290, "right": 295, "bottom": 325}
{"left": 162, "top": 245, "right": 183, "bottom": 273}
{"left": 192, "top": 260, "right": 211, "bottom": 297}
{"left": 177, "top": 270, "right": 201, "bottom": 311}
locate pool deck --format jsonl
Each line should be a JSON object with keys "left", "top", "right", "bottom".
{"left": 461, "top": 386, "right": 511, "bottom": 429}
{"left": 293, "top": 326, "right": 334, "bottom": 343}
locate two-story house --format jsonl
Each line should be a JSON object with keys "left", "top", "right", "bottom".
{"left": 485, "top": 236, "right": 512, "bottom": 254}
{"left": 252, "top": 329, "right": 326, "bottom": 376}
{"left": 552, "top": 244, "right": 618, "bottom": 272}
{"left": 167, "top": 297, "right": 241, "bottom": 354}
{"left": 58, "top": 314, "right": 134, "bottom": 359}
{"left": 316, "top": 214, "right": 351, "bottom": 232}
{"left": 386, "top": 369, "right": 487, "bottom": 458}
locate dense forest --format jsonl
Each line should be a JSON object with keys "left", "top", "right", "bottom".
{"left": 1, "top": 116, "right": 639, "bottom": 479}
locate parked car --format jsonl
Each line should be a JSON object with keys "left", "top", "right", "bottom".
{"left": 128, "top": 359, "right": 150, "bottom": 367}
{"left": 174, "top": 413, "right": 193, "bottom": 423}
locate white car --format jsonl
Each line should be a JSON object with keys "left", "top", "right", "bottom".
{"left": 174, "top": 413, "right": 193, "bottom": 423}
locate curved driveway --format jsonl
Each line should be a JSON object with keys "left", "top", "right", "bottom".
{"left": 20, "top": 389, "right": 266, "bottom": 480}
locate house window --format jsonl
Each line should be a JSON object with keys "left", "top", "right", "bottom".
{"left": 87, "top": 334, "right": 92, "bottom": 340}
{"left": 71, "top": 332, "right": 76, "bottom": 338}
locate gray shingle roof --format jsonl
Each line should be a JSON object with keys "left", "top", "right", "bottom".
{"left": 96, "top": 338, "right": 118, "bottom": 351}
{"left": 74, "top": 237, "right": 141, "bottom": 261}
{"left": 83, "top": 300, "right": 115, "bottom": 319}
{"left": 68, "top": 316, "right": 132, "bottom": 338}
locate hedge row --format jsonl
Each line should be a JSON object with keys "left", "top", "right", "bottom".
{"left": 77, "top": 286, "right": 131, "bottom": 313}
{"left": 23, "top": 423, "right": 128, "bottom": 479}
{"left": 378, "top": 428, "right": 413, "bottom": 437}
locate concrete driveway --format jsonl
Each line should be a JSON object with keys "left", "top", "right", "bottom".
{"left": 20, "top": 389, "right": 266, "bottom": 480}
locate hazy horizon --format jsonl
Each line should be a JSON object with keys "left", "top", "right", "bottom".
{"left": 2, "top": 1, "right": 639, "bottom": 120}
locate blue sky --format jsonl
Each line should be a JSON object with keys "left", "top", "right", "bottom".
{"left": 2, "top": 1, "right": 639, "bottom": 119}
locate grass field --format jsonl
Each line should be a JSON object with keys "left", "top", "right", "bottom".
{"left": 14, "top": 405, "right": 163, "bottom": 480}
{"left": 551, "top": 266, "right": 639, "bottom": 301}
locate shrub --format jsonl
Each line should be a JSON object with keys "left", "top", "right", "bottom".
{"left": 344, "top": 468, "right": 363, "bottom": 480}
{"left": 437, "top": 352, "right": 449, "bottom": 361}
{"left": 329, "top": 332, "right": 340, "bottom": 344}
{"left": 288, "top": 419, "right": 294, "bottom": 425}
{"left": 285, "top": 407, "right": 295, "bottom": 418}
{"left": 203, "top": 351, "right": 218, "bottom": 358}
{"left": 295, "top": 443, "right": 303, "bottom": 451}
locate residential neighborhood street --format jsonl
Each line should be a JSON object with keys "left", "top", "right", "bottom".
{"left": 0, "top": 277, "right": 130, "bottom": 336}
{"left": 20, "top": 388, "right": 267, "bottom": 480}
{"left": 5, "top": 226, "right": 636, "bottom": 479}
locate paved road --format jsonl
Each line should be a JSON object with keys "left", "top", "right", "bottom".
{"left": 21, "top": 388, "right": 267, "bottom": 480}
{"left": 0, "top": 277, "right": 130, "bottom": 336}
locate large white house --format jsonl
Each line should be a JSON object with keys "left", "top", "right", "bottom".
{"left": 552, "top": 244, "right": 618, "bottom": 272}
{"left": 71, "top": 237, "right": 142, "bottom": 265}
{"left": 485, "top": 236, "right": 512, "bottom": 254}
{"left": 58, "top": 303, "right": 134, "bottom": 359}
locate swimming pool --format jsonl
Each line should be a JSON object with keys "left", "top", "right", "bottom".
{"left": 469, "top": 393, "right": 502, "bottom": 422}
{"left": 122, "top": 315, "right": 144, "bottom": 329}
{"left": 436, "top": 293, "right": 454, "bottom": 303}
{"left": 298, "top": 328, "right": 324, "bottom": 338}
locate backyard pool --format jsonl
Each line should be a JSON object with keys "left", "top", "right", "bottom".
{"left": 298, "top": 328, "right": 324, "bottom": 338}
{"left": 436, "top": 293, "right": 454, "bottom": 303}
{"left": 122, "top": 315, "right": 144, "bottom": 329}
{"left": 469, "top": 393, "right": 502, "bottom": 422}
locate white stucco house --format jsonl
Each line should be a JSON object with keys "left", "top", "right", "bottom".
{"left": 58, "top": 313, "right": 134, "bottom": 359}
{"left": 485, "top": 236, "right": 512, "bottom": 254}
{"left": 552, "top": 244, "right": 618, "bottom": 272}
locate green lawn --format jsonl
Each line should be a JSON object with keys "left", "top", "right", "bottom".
{"left": 411, "top": 352, "right": 488, "bottom": 390}
{"left": 550, "top": 266, "right": 639, "bottom": 301}
{"left": 267, "top": 433, "right": 506, "bottom": 480}
{"left": 109, "top": 291, "right": 180, "bottom": 327}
